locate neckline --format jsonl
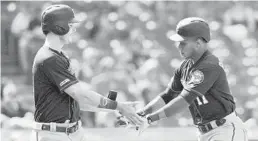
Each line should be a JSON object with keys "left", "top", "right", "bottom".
{"left": 48, "top": 47, "right": 63, "bottom": 56}
{"left": 190, "top": 50, "right": 209, "bottom": 69}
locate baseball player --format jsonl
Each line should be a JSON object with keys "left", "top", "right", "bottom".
{"left": 136, "top": 17, "right": 248, "bottom": 141}
{"left": 30, "top": 4, "right": 143, "bottom": 141}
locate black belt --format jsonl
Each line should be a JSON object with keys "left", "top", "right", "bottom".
{"left": 198, "top": 118, "right": 226, "bottom": 134}
{"left": 41, "top": 121, "right": 79, "bottom": 134}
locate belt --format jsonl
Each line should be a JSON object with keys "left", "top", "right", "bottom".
{"left": 198, "top": 112, "right": 237, "bottom": 134}
{"left": 33, "top": 120, "right": 81, "bottom": 134}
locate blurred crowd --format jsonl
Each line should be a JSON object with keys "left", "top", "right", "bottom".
{"left": 1, "top": 1, "right": 258, "bottom": 130}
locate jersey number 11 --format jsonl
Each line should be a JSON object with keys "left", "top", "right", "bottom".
{"left": 196, "top": 96, "right": 208, "bottom": 105}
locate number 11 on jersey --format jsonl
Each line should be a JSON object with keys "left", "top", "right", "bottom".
{"left": 196, "top": 96, "right": 208, "bottom": 105}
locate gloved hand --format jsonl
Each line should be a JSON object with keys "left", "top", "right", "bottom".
{"left": 117, "top": 101, "right": 143, "bottom": 126}
{"left": 115, "top": 115, "right": 130, "bottom": 127}
{"left": 136, "top": 115, "right": 151, "bottom": 136}
{"left": 136, "top": 109, "right": 146, "bottom": 117}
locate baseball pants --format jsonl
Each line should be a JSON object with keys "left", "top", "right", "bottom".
{"left": 198, "top": 112, "right": 248, "bottom": 141}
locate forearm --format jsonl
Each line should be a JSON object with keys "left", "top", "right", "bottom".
{"left": 147, "top": 95, "right": 188, "bottom": 122}
{"left": 65, "top": 82, "right": 118, "bottom": 112}
{"left": 147, "top": 89, "right": 199, "bottom": 122}
{"left": 140, "top": 88, "right": 179, "bottom": 115}
{"left": 140, "top": 96, "right": 166, "bottom": 115}
{"left": 79, "top": 103, "right": 118, "bottom": 113}
{"left": 77, "top": 90, "right": 118, "bottom": 111}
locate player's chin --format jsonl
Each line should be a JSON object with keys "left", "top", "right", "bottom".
{"left": 180, "top": 53, "right": 187, "bottom": 59}
{"left": 181, "top": 53, "right": 190, "bottom": 59}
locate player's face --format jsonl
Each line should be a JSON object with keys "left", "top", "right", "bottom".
{"left": 60, "top": 23, "right": 77, "bottom": 44}
{"left": 176, "top": 39, "right": 197, "bottom": 59}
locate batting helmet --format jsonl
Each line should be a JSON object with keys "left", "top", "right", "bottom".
{"left": 41, "top": 4, "right": 80, "bottom": 36}
{"left": 170, "top": 17, "right": 210, "bottom": 43}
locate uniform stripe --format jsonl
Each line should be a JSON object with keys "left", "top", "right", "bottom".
{"left": 231, "top": 123, "right": 235, "bottom": 141}
{"left": 36, "top": 131, "right": 39, "bottom": 141}
{"left": 243, "top": 129, "right": 247, "bottom": 141}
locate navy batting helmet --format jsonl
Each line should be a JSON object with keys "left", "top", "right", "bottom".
{"left": 170, "top": 17, "right": 210, "bottom": 43}
{"left": 41, "top": 4, "right": 80, "bottom": 36}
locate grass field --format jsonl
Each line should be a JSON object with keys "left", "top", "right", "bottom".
{"left": 2, "top": 127, "right": 258, "bottom": 141}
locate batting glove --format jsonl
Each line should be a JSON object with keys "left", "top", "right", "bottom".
{"left": 136, "top": 115, "right": 152, "bottom": 136}
{"left": 136, "top": 109, "right": 146, "bottom": 117}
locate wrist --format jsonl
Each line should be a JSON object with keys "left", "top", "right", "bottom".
{"left": 116, "top": 102, "right": 122, "bottom": 111}
{"left": 137, "top": 110, "right": 146, "bottom": 117}
{"left": 147, "top": 113, "right": 160, "bottom": 123}
{"left": 146, "top": 115, "right": 153, "bottom": 124}
{"left": 98, "top": 97, "right": 118, "bottom": 110}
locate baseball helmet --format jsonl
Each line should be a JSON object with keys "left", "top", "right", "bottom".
{"left": 41, "top": 4, "right": 80, "bottom": 36}
{"left": 170, "top": 17, "right": 210, "bottom": 42}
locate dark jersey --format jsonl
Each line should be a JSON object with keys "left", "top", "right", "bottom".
{"left": 33, "top": 47, "right": 80, "bottom": 123}
{"left": 168, "top": 51, "right": 235, "bottom": 125}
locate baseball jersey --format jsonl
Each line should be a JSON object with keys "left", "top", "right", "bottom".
{"left": 33, "top": 47, "right": 80, "bottom": 123}
{"left": 168, "top": 51, "right": 235, "bottom": 125}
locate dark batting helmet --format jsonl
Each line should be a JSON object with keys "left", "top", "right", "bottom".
{"left": 41, "top": 4, "right": 80, "bottom": 36}
{"left": 170, "top": 17, "right": 210, "bottom": 43}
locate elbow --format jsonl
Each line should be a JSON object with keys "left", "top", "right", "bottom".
{"left": 160, "top": 88, "right": 179, "bottom": 104}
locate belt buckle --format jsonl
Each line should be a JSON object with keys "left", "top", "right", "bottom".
{"left": 71, "top": 124, "right": 78, "bottom": 133}
{"left": 66, "top": 128, "right": 69, "bottom": 135}
{"left": 198, "top": 126, "right": 205, "bottom": 133}
{"left": 198, "top": 126, "right": 202, "bottom": 133}
{"left": 216, "top": 119, "right": 226, "bottom": 126}
{"left": 65, "top": 126, "right": 70, "bottom": 135}
{"left": 65, "top": 123, "right": 78, "bottom": 134}
{"left": 198, "top": 125, "right": 209, "bottom": 134}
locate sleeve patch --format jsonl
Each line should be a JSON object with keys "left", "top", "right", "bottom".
{"left": 189, "top": 70, "right": 204, "bottom": 85}
{"left": 60, "top": 78, "right": 70, "bottom": 87}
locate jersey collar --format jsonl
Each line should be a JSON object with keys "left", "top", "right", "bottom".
{"left": 191, "top": 50, "right": 210, "bottom": 67}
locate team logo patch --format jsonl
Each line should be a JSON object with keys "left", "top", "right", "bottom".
{"left": 189, "top": 70, "right": 204, "bottom": 85}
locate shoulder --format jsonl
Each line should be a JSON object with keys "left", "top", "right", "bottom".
{"left": 198, "top": 53, "right": 221, "bottom": 70}
{"left": 43, "top": 55, "right": 67, "bottom": 71}
{"left": 34, "top": 48, "right": 64, "bottom": 69}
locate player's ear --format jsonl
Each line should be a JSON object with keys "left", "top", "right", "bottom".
{"left": 196, "top": 38, "right": 203, "bottom": 48}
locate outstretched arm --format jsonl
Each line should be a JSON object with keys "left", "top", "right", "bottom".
{"left": 64, "top": 81, "right": 143, "bottom": 125}
{"left": 137, "top": 87, "right": 180, "bottom": 116}
{"left": 136, "top": 89, "right": 195, "bottom": 135}
{"left": 138, "top": 70, "right": 183, "bottom": 116}
{"left": 65, "top": 82, "right": 118, "bottom": 111}
{"left": 42, "top": 57, "right": 143, "bottom": 126}
{"left": 147, "top": 89, "right": 197, "bottom": 122}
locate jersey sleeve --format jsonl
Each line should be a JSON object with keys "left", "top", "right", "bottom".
{"left": 185, "top": 65, "right": 221, "bottom": 96}
{"left": 168, "top": 68, "right": 183, "bottom": 92}
{"left": 43, "top": 57, "right": 78, "bottom": 92}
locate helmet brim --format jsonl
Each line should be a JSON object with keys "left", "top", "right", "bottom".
{"left": 169, "top": 34, "right": 185, "bottom": 42}
{"left": 70, "top": 16, "right": 85, "bottom": 23}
